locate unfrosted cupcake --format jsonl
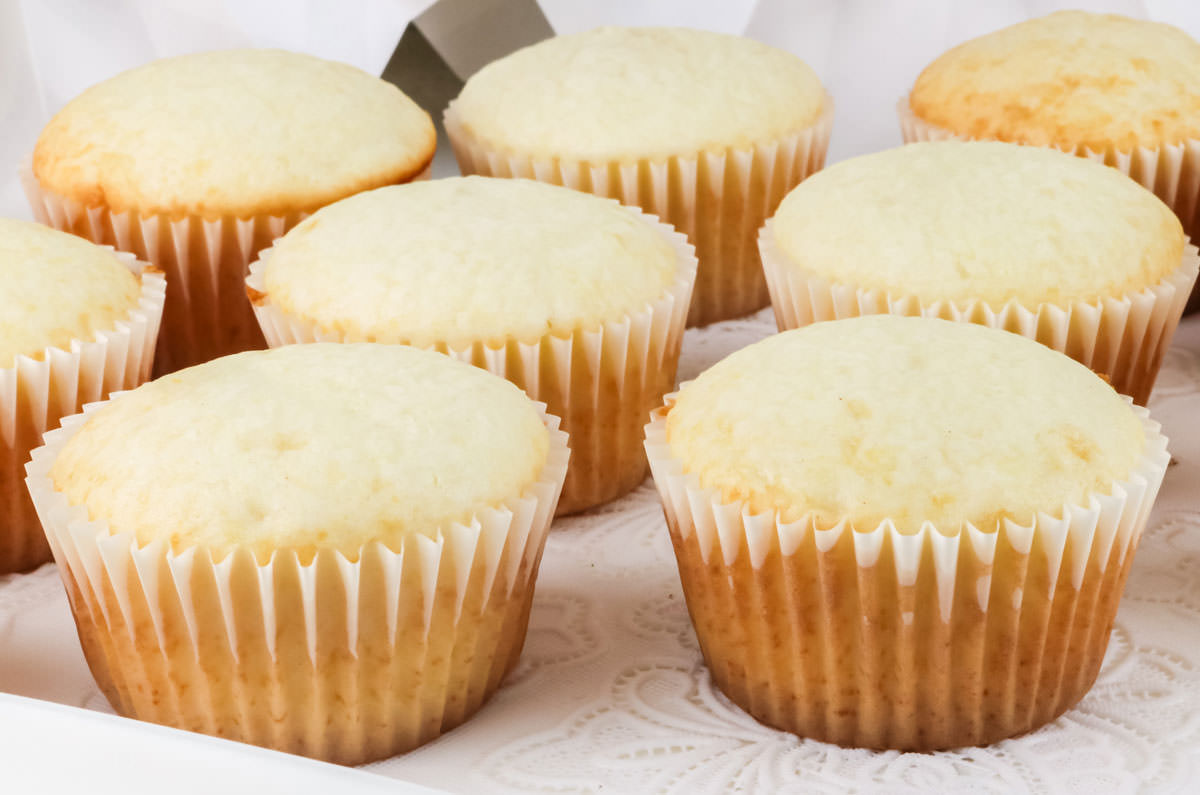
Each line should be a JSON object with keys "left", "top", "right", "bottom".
{"left": 25, "top": 49, "right": 436, "bottom": 374}
{"left": 446, "top": 27, "right": 832, "bottom": 326}
{"left": 0, "top": 218, "right": 163, "bottom": 572}
{"left": 26, "top": 343, "right": 568, "bottom": 764}
{"left": 760, "top": 141, "right": 1198, "bottom": 404}
{"left": 645, "top": 315, "right": 1168, "bottom": 750}
{"left": 248, "top": 176, "right": 696, "bottom": 514}
{"left": 900, "top": 11, "right": 1200, "bottom": 310}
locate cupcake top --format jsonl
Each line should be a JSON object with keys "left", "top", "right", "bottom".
{"left": 33, "top": 49, "right": 435, "bottom": 218}
{"left": 257, "top": 177, "right": 681, "bottom": 347}
{"left": 453, "top": 27, "right": 825, "bottom": 161}
{"left": 666, "top": 316, "right": 1144, "bottom": 534}
{"left": 0, "top": 218, "right": 140, "bottom": 369}
{"left": 49, "top": 344, "right": 550, "bottom": 560}
{"left": 768, "top": 141, "right": 1184, "bottom": 306}
{"left": 910, "top": 11, "right": 1200, "bottom": 151}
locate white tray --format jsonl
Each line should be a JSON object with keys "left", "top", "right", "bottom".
{"left": 0, "top": 693, "right": 449, "bottom": 794}
{"left": 2, "top": 310, "right": 1199, "bottom": 794}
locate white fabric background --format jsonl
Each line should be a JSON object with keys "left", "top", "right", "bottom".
{"left": 3, "top": 0, "right": 1199, "bottom": 221}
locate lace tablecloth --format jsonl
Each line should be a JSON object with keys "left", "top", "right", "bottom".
{"left": 2, "top": 310, "right": 1198, "bottom": 794}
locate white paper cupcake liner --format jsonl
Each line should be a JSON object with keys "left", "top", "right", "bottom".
{"left": 20, "top": 164, "right": 433, "bottom": 375}
{"left": 898, "top": 96, "right": 1200, "bottom": 311}
{"left": 25, "top": 395, "right": 568, "bottom": 764}
{"left": 444, "top": 96, "right": 833, "bottom": 327}
{"left": 644, "top": 392, "right": 1169, "bottom": 750}
{"left": 760, "top": 219, "right": 1200, "bottom": 405}
{"left": 0, "top": 254, "right": 164, "bottom": 573}
{"left": 247, "top": 205, "right": 697, "bottom": 515}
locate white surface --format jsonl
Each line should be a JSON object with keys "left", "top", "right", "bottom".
{"left": 0, "top": 693, "right": 449, "bottom": 794}
{"left": 2, "top": 311, "right": 1200, "bottom": 793}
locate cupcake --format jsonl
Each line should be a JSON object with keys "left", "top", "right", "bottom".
{"left": 760, "top": 141, "right": 1199, "bottom": 404}
{"left": 645, "top": 315, "right": 1169, "bottom": 750}
{"left": 0, "top": 218, "right": 163, "bottom": 573}
{"left": 26, "top": 343, "right": 568, "bottom": 764}
{"left": 248, "top": 176, "right": 696, "bottom": 514}
{"left": 445, "top": 27, "right": 832, "bottom": 326}
{"left": 25, "top": 49, "right": 436, "bottom": 374}
{"left": 900, "top": 11, "right": 1200, "bottom": 308}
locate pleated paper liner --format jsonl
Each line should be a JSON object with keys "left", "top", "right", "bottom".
{"left": 444, "top": 96, "right": 833, "bottom": 327}
{"left": 0, "top": 255, "right": 164, "bottom": 573}
{"left": 760, "top": 220, "right": 1200, "bottom": 406}
{"left": 26, "top": 397, "right": 569, "bottom": 765}
{"left": 898, "top": 96, "right": 1200, "bottom": 313}
{"left": 20, "top": 163, "right": 433, "bottom": 376}
{"left": 247, "top": 206, "right": 697, "bottom": 516}
{"left": 644, "top": 393, "right": 1169, "bottom": 751}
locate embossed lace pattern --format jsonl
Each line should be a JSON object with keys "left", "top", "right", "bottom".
{"left": 2, "top": 310, "right": 1198, "bottom": 794}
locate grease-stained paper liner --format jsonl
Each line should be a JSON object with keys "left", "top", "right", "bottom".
{"left": 898, "top": 97, "right": 1200, "bottom": 313}
{"left": 20, "top": 164, "right": 433, "bottom": 375}
{"left": 247, "top": 207, "right": 696, "bottom": 515}
{"left": 644, "top": 394, "right": 1169, "bottom": 751}
{"left": 26, "top": 397, "right": 569, "bottom": 765}
{"left": 760, "top": 219, "right": 1200, "bottom": 406}
{"left": 444, "top": 96, "right": 833, "bottom": 327}
{"left": 1, "top": 255, "right": 164, "bottom": 574}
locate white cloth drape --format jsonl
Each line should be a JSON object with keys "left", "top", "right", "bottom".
{"left": 3, "top": 0, "right": 1198, "bottom": 218}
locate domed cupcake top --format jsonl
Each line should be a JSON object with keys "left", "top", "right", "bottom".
{"left": 0, "top": 218, "right": 140, "bottom": 368}
{"left": 666, "top": 316, "right": 1144, "bottom": 533}
{"left": 259, "top": 177, "right": 681, "bottom": 347}
{"left": 769, "top": 141, "right": 1184, "bottom": 306}
{"left": 453, "top": 27, "right": 825, "bottom": 161}
{"left": 49, "top": 344, "right": 551, "bottom": 559}
{"left": 910, "top": 11, "right": 1200, "bottom": 150}
{"left": 34, "top": 49, "right": 435, "bottom": 218}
